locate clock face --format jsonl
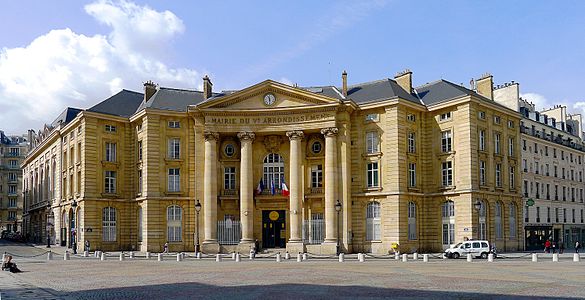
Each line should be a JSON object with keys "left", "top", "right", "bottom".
{"left": 264, "top": 93, "right": 276, "bottom": 106}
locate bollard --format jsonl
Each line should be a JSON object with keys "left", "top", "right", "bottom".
{"left": 235, "top": 253, "right": 241, "bottom": 262}
{"left": 423, "top": 254, "right": 429, "bottom": 262}
{"left": 402, "top": 254, "right": 408, "bottom": 262}
{"left": 119, "top": 253, "right": 125, "bottom": 261}
{"left": 249, "top": 250, "right": 255, "bottom": 260}
{"left": 181, "top": 253, "right": 185, "bottom": 260}
{"left": 177, "top": 253, "right": 182, "bottom": 262}
{"left": 357, "top": 253, "right": 362, "bottom": 261}
{"left": 574, "top": 253, "right": 580, "bottom": 262}
{"left": 101, "top": 252, "right": 106, "bottom": 261}
{"left": 83, "top": 250, "right": 89, "bottom": 257}
{"left": 216, "top": 254, "right": 222, "bottom": 262}
{"left": 232, "top": 252, "right": 236, "bottom": 260}
{"left": 276, "top": 253, "right": 281, "bottom": 262}
{"left": 488, "top": 253, "right": 494, "bottom": 262}
{"left": 467, "top": 253, "right": 473, "bottom": 262}
{"left": 339, "top": 253, "right": 345, "bottom": 262}
{"left": 1, "top": 253, "right": 5, "bottom": 261}
{"left": 129, "top": 252, "right": 134, "bottom": 259}
{"left": 303, "top": 253, "right": 308, "bottom": 261}
{"left": 47, "top": 252, "right": 53, "bottom": 261}
{"left": 359, "top": 254, "right": 365, "bottom": 263}
{"left": 64, "top": 252, "right": 70, "bottom": 261}
{"left": 196, "top": 252, "right": 202, "bottom": 260}
{"left": 285, "top": 252, "right": 290, "bottom": 260}
{"left": 413, "top": 253, "right": 418, "bottom": 260}
{"left": 553, "top": 253, "right": 559, "bottom": 262}
{"left": 146, "top": 252, "right": 151, "bottom": 259}
{"left": 532, "top": 253, "right": 538, "bottom": 262}
{"left": 158, "top": 253, "right": 163, "bottom": 262}
{"left": 297, "top": 253, "right": 302, "bottom": 262}
{"left": 395, "top": 252, "right": 400, "bottom": 260}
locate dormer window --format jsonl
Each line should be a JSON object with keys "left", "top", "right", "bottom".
{"left": 168, "top": 121, "right": 180, "bottom": 128}
{"left": 439, "top": 112, "right": 451, "bottom": 121}
{"left": 365, "top": 114, "right": 379, "bottom": 122}
{"left": 407, "top": 114, "right": 416, "bottom": 122}
{"left": 105, "top": 125, "right": 116, "bottom": 132}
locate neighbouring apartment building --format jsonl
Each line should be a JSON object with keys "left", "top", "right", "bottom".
{"left": 22, "top": 71, "right": 523, "bottom": 254}
{"left": 0, "top": 131, "right": 28, "bottom": 234}
{"left": 494, "top": 82, "right": 585, "bottom": 251}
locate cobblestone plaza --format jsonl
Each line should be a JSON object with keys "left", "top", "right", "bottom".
{"left": 1, "top": 241, "right": 584, "bottom": 299}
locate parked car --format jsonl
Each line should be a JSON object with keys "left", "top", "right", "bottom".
{"left": 444, "top": 240, "right": 491, "bottom": 259}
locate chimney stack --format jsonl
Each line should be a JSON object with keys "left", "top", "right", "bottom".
{"left": 203, "top": 75, "right": 213, "bottom": 100}
{"left": 143, "top": 80, "right": 157, "bottom": 102}
{"left": 394, "top": 69, "right": 412, "bottom": 93}
{"left": 342, "top": 70, "right": 348, "bottom": 97}
{"left": 476, "top": 73, "right": 493, "bottom": 100}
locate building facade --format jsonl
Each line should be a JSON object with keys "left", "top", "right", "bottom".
{"left": 23, "top": 71, "right": 523, "bottom": 254}
{"left": 494, "top": 83, "right": 585, "bottom": 251}
{"left": 0, "top": 131, "right": 28, "bottom": 234}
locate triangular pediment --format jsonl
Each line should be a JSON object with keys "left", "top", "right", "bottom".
{"left": 197, "top": 80, "right": 341, "bottom": 110}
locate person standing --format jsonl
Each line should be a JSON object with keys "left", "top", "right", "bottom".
{"left": 576, "top": 241, "right": 581, "bottom": 253}
{"left": 544, "top": 240, "right": 551, "bottom": 253}
{"left": 163, "top": 242, "right": 169, "bottom": 254}
{"left": 559, "top": 241, "right": 565, "bottom": 254}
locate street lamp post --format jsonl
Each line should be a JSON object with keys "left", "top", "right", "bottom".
{"left": 335, "top": 200, "right": 342, "bottom": 255}
{"left": 195, "top": 199, "right": 201, "bottom": 254}
{"left": 474, "top": 200, "right": 482, "bottom": 240}
{"left": 46, "top": 202, "right": 53, "bottom": 248}
{"left": 71, "top": 199, "right": 77, "bottom": 254}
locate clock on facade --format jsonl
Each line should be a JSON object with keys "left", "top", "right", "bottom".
{"left": 263, "top": 93, "right": 276, "bottom": 106}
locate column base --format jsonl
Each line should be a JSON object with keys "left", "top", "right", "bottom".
{"left": 201, "top": 240, "right": 220, "bottom": 254}
{"left": 320, "top": 241, "right": 339, "bottom": 255}
{"left": 286, "top": 241, "right": 306, "bottom": 254}
{"left": 237, "top": 240, "right": 256, "bottom": 253}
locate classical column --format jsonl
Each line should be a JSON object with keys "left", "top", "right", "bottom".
{"left": 237, "top": 132, "right": 255, "bottom": 245}
{"left": 203, "top": 131, "right": 219, "bottom": 250}
{"left": 286, "top": 130, "right": 304, "bottom": 244}
{"left": 321, "top": 127, "right": 339, "bottom": 245}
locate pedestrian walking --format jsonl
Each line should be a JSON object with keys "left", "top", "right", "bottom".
{"left": 544, "top": 240, "right": 551, "bottom": 253}
{"left": 575, "top": 241, "right": 581, "bottom": 253}
{"left": 84, "top": 240, "right": 90, "bottom": 252}
{"left": 559, "top": 241, "right": 565, "bottom": 254}
{"left": 163, "top": 242, "right": 169, "bottom": 254}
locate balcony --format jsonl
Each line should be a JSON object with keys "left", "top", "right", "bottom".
{"left": 307, "top": 187, "right": 324, "bottom": 194}
{"left": 221, "top": 189, "right": 238, "bottom": 197}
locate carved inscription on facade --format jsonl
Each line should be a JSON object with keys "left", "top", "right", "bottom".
{"left": 205, "top": 113, "right": 334, "bottom": 125}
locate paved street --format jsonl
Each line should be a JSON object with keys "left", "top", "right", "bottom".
{"left": 2, "top": 240, "right": 585, "bottom": 300}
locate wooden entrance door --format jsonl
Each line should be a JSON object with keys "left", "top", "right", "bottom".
{"left": 262, "top": 210, "right": 285, "bottom": 248}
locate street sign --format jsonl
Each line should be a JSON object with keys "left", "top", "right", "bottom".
{"left": 526, "top": 199, "right": 535, "bottom": 206}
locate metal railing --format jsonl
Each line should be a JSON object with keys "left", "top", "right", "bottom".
{"left": 217, "top": 220, "right": 241, "bottom": 245}
{"left": 302, "top": 219, "right": 324, "bottom": 244}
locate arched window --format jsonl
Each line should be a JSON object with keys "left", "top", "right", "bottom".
{"left": 137, "top": 207, "right": 143, "bottom": 242}
{"left": 509, "top": 203, "right": 516, "bottom": 239}
{"left": 442, "top": 201, "right": 455, "bottom": 246}
{"left": 102, "top": 207, "right": 116, "bottom": 242}
{"left": 408, "top": 202, "right": 417, "bottom": 240}
{"left": 366, "top": 201, "right": 381, "bottom": 241}
{"left": 167, "top": 205, "right": 182, "bottom": 242}
{"left": 495, "top": 202, "right": 503, "bottom": 239}
{"left": 479, "top": 200, "right": 487, "bottom": 240}
{"left": 263, "top": 153, "right": 284, "bottom": 191}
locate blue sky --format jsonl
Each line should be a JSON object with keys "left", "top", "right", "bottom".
{"left": 1, "top": 0, "right": 585, "bottom": 133}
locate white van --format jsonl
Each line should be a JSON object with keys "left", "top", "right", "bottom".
{"left": 444, "top": 240, "right": 491, "bottom": 259}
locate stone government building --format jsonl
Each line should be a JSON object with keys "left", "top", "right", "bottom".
{"left": 22, "top": 70, "right": 523, "bottom": 254}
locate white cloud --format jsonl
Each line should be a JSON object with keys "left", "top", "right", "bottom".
{"left": 0, "top": 0, "right": 198, "bottom": 134}
{"left": 278, "top": 77, "right": 294, "bottom": 86}
{"left": 520, "top": 92, "right": 558, "bottom": 111}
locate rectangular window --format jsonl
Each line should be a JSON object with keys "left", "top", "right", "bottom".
{"left": 365, "top": 114, "right": 379, "bottom": 122}
{"left": 509, "top": 166, "right": 515, "bottom": 189}
{"left": 8, "top": 185, "right": 17, "bottom": 194}
{"left": 311, "top": 165, "right": 323, "bottom": 188}
{"left": 367, "top": 162, "right": 379, "bottom": 187}
{"left": 104, "top": 171, "right": 116, "bottom": 194}
{"left": 536, "top": 207, "right": 541, "bottom": 222}
{"left": 495, "top": 163, "right": 502, "bottom": 187}
{"left": 7, "top": 173, "right": 17, "bottom": 182}
{"left": 507, "top": 120, "right": 514, "bottom": 128}
{"left": 8, "top": 198, "right": 16, "bottom": 208}
{"left": 138, "top": 141, "right": 143, "bottom": 161}
{"left": 547, "top": 207, "right": 551, "bottom": 223}
{"left": 508, "top": 137, "right": 514, "bottom": 156}
{"left": 408, "top": 132, "right": 416, "bottom": 153}
{"left": 224, "top": 167, "right": 236, "bottom": 190}
{"left": 366, "top": 132, "right": 379, "bottom": 154}
{"left": 494, "top": 115, "right": 501, "bottom": 124}
{"left": 479, "top": 130, "right": 485, "bottom": 151}
{"left": 8, "top": 160, "right": 18, "bottom": 168}
{"left": 105, "top": 124, "right": 116, "bottom": 132}
{"left": 406, "top": 114, "right": 415, "bottom": 122}
{"left": 555, "top": 208, "right": 559, "bottom": 223}
{"left": 168, "top": 138, "right": 180, "bottom": 159}
{"left": 479, "top": 160, "right": 486, "bottom": 186}
{"left": 439, "top": 112, "right": 451, "bottom": 121}
{"left": 441, "top": 130, "right": 452, "bottom": 153}
{"left": 408, "top": 163, "right": 416, "bottom": 187}
{"left": 494, "top": 133, "right": 501, "bottom": 154}
{"left": 102, "top": 207, "right": 116, "bottom": 242}
{"left": 138, "top": 170, "right": 143, "bottom": 193}
{"left": 8, "top": 211, "right": 16, "bottom": 220}
{"left": 442, "top": 161, "right": 453, "bottom": 187}
{"left": 168, "top": 168, "right": 180, "bottom": 192}
{"left": 478, "top": 111, "right": 486, "bottom": 119}
{"left": 105, "top": 142, "right": 116, "bottom": 162}
{"left": 168, "top": 121, "right": 180, "bottom": 128}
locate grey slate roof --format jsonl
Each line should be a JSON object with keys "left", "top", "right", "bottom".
{"left": 414, "top": 80, "right": 478, "bottom": 106}
{"left": 135, "top": 87, "right": 206, "bottom": 112}
{"left": 301, "top": 86, "right": 344, "bottom": 100}
{"left": 88, "top": 89, "right": 143, "bottom": 117}
{"left": 50, "top": 107, "right": 83, "bottom": 128}
{"left": 343, "top": 79, "right": 421, "bottom": 104}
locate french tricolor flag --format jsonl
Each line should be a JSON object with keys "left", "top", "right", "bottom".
{"left": 255, "top": 179, "right": 264, "bottom": 195}
{"left": 281, "top": 176, "right": 290, "bottom": 196}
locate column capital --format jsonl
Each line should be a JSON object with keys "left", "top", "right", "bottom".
{"left": 237, "top": 131, "right": 256, "bottom": 141}
{"left": 286, "top": 130, "right": 304, "bottom": 141}
{"left": 203, "top": 131, "right": 219, "bottom": 141}
{"left": 321, "top": 127, "right": 339, "bottom": 137}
